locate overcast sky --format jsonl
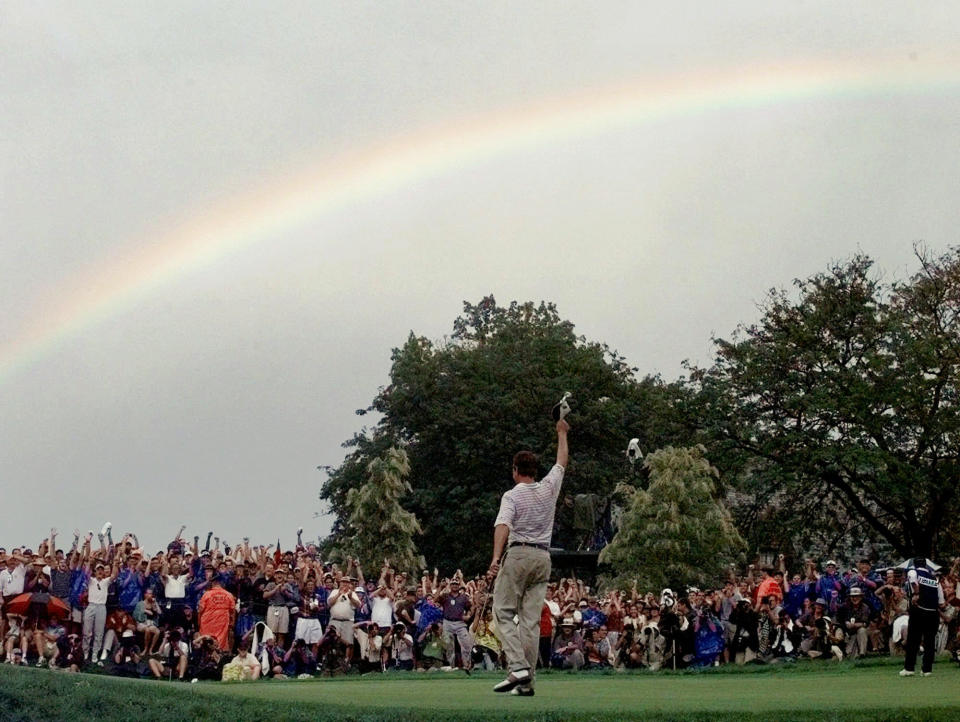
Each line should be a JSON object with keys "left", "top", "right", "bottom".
{"left": 2, "top": 2, "right": 959, "bottom": 554}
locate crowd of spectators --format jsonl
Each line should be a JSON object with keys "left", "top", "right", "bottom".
{"left": 1, "top": 525, "right": 958, "bottom": 682}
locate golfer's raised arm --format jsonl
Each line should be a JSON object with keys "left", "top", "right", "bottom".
{"left": 556, "top": 419, "right": 569, "bottom": 467}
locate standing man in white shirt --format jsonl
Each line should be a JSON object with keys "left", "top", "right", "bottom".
{"left": 82, "top": 557, "right": 119, "bottom": 662}
{"left": 489, "top": 418, "right": 569, "bottom": 696}
{"left": 1, "top": 549, "right": 28, "bottom": 643}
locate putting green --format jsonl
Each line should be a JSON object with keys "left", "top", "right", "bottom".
{"left": 193, "top": 664, "right": 957, "bottom": 718}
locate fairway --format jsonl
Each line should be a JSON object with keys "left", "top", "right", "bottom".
{"left": 3, "top": 660, "right": 960, "bottom": 722}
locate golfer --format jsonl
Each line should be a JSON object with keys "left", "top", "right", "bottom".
{"left": 488, "top": 418, "right": 569, "bottom": 696}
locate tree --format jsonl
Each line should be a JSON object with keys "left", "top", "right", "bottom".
{"left": 320, "top": 296, "right": 690, "bottom": 572}
{"left": 335, "top": 447, "right": 425, "bottom": 574}
{"left": 599, "top": 446, "right": 745, "bottom": 590}
{"left": 690, "top": 248, "right": 960, "bottom": 559}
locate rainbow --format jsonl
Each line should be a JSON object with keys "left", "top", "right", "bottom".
{"left": 3, "top": 55, "right": 960, "bottom": 385}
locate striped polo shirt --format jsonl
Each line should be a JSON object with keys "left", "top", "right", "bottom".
{"left": 494, "top": 464, "right": 565, "bottom": 546}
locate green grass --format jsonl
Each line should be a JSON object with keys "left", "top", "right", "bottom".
{"left": 2, "top": 657, "right": 958, "bottom": 722}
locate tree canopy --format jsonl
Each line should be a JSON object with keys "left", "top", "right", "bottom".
{"left": 330, "top": 446, "right": 425, "bottom": 574}
{"left": 320, "top": 297, "right": 684, "bottom": 572}
{"left": 599, "top": 445, "right": 745, "bottom": 591}
{"left": 320, "top": 248, "right": 960, "bottom": 571}
{"left": 689, "top": 248, "right": 960, "bottom": 559}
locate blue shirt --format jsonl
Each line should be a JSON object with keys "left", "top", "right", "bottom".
{"left": 581, "top": 607, "right": 607, "bottom": 628}
{"left": 784, "top": 582, "right": 811, "bottom": 619}
{"left": 846, "top": 571, "right": 882, "bottom": 612}
{"left": 116, "top": 568, "right": 144, "bottom": 613}
{"left": 815, "top": 574, "right": 843, "bottom": 612}
{"left": 416, "top": 600, "right": 443, "bottom": 635}
{"left": 354, "top": 590, "right": 371, "bottom": 622}
{"left": 68, "top": 569, "right": 88, "bottom": 608}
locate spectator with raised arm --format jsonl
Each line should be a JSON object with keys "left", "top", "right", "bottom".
{"left": 82, "top": 553, "right": 118, "bottom": 662}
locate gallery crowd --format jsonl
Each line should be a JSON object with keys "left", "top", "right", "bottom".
{"left": 1, "top": 525, "right": 958, "bottom": 681}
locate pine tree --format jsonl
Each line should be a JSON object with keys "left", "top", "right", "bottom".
{"left": 600, "top": 446, "right": 745, "bottom": 591}
{"left": 342, "top": 447, "right": 425, "bottom": 574}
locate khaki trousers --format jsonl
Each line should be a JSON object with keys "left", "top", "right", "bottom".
{"left": 493, "top": 546, "right": 550, "bottom": 677}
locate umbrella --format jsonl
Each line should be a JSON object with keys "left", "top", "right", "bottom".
{"left": 4, "top": 592, "right": 70, "bottom": 619}
{"left": 895, "top": 558, "right": 942, "bottom": 572}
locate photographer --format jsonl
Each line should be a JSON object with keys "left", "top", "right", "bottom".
{"left": 386, "top": 622, "right": 414, "bottom": 670}
{"left": 659, "top": 596, "right": 694, "bottom": 669}
{"left": 354, "top": 621, "right": 384, "bottom": 673}
{"left": 769, "top": 610, "right": 801, "bottom": 659}
{"left": 189, "top": 634, "right": 222, "bottom": 681}
{"left": 111, "top": 626, "right": 142, "bottom": 678}
{"left": 803, "top": 602, "right": 845, "bottom": 661}
{"left": 614, "top": 623, "right": 643, "bottom": 669}
{"left": 755, "top": 595, "right": 779, "bottom": 661}
{"left": 283, "top": 637, "right": 317, "bottom": 677}
{"left": 417, "top": 621, "right": 445, "bottom": 669}
{"left": 729, "top": 598, "right": 759, "bottom": 664}
{"left": 316, "top": 625, "right": 343, "bottom": 675}
{"left": 149, "top": 628, "right": 188, "bottom": 680}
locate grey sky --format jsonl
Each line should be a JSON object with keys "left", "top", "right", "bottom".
{"left": 2, "top": 2, "right": 959, "bottom": 554}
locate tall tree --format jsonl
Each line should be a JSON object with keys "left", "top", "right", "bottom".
{"left": 599, "top": 446, "right": 745, "bottom": 590}
{"left": 336, "top": 447, "right": 425, "bottom": 574}
{"left": 690, "top": 248, "right": 960, "bottom": 559}
{"left": 320, "top": 296, "right": 689, "bottom": 572}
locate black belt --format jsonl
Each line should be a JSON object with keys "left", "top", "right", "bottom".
{"left": 509, "top": 541, "right": 549, "bottom": 551}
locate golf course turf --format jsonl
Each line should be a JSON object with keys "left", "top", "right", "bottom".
{"left": 1, "top": 657, "right": 958, "bottom": 721}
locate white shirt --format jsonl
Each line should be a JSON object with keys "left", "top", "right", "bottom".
{"left": 355, "top": 628, "right": 382, "bottom": 662}
{"left": 0, "top": 564, "right": 26, "bottom": 596}
{"left": 546, "top": 599, "right": 561, "bottom": 621}
{"left": 394, "top": 633, "right": 414, "bottom": 661}
{"left": 494, "top": 464, "right": 565, "bottom": 546}
{"left": 371, "top": 595, "right": 394, "bottom": 628}
{"left": 87, "top": 576, "right": 110, "bottom": 605}
{"left": 164, "top": 573, "right": 189, "bottom": 600}
{"left": 159, "top": 640, "right": 189, "bottom": 658}
{"left": 329, "top": 591, "right": 357, "bottom": 621}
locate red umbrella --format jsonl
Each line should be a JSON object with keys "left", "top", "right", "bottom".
{"left": 4, "top": 592, "right": 70, "bottom": 619}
